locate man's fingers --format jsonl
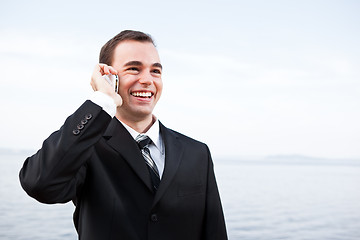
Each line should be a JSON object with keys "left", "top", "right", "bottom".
{"left": 98, "top": 63, "right": 118, "bottom": 75}
{"left": 90, "top": 64, "right": 122, "bottom": 107}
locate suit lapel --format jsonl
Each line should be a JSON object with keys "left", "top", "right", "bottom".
{"left": 103, "top": 118, "right": 153, "bottom": 192}
{"left": 102, "top": 119, "right": 184, "bottom": 200}
{"left": 153, "top": 122, "right": 184, "bottom": 206}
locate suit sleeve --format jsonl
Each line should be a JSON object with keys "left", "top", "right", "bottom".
{"left": 203, "top": 146, "right": 228, "bottom": 240}
{"left": 19, "top": 100, "right": 111, "bottom": 204}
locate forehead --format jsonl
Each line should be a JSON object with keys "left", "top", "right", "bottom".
{"left": 112, "top": 40, "right": 160, "bottom": 66}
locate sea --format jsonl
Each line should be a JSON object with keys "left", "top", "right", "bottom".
{"left": 1, "top": 151, "right": 360, "bottom": 240}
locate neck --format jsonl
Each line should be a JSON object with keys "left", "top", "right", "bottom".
{"left": 116, "top": 113, "right": 155, "bottom": 133}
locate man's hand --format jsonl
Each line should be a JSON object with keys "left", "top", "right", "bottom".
{"left": 90, "top": 63, "right": 122, "bottom": 107}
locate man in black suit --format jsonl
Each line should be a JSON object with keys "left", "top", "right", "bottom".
{"left": 19, "top": 30, "right": 227, "bottom": 240}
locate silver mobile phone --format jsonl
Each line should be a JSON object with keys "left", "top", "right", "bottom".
{"left": 103, "top": 74, "right": 119, "bottom": 93}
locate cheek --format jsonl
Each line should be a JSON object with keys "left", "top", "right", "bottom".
{"left": 118, "top": 75, "right": 135, "bottom": 92}
{"left": 155, "top": 79, "right": 163, "bottom": 95}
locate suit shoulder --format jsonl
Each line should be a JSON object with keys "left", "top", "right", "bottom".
{"left": 165, "top": 128, "right": 208, "bottom": 148}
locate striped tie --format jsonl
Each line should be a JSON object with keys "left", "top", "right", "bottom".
{"left": 135, "top": 134, "right": 160, "bottom": 191}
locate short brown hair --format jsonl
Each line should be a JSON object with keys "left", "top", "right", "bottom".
{"left": 99, "top": 30, "right": 155, "bottom": 65}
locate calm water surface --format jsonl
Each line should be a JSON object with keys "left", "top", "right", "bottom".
{"left": 1, "top": 153, "right": 360, "bottom": 240}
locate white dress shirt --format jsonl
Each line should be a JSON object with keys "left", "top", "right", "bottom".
{"left": 90, "top": 92, "right": 165, "bottom": 178}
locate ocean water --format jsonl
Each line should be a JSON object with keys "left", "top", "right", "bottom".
{"left": 1, "top": 152, "right": 360, "bottom": 240}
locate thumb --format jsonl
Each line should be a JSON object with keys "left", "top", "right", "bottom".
{"left": 113, "top": 94, "right": 123, "bottom": 107}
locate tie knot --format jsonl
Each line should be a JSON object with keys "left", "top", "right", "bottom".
{"left": 135, "top": 134, "right": 151, "bottom": 149}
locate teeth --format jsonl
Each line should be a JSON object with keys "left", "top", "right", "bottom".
{"left": 132, "top": 92, "right": 152, "bottom": 98}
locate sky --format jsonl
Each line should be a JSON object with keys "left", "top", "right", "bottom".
{"left": 0, "top": 0, "right": 359, "bottom": 159}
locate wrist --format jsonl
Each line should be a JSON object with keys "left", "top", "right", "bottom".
{"left": 90, "top": 91, "right": 117, "bottom": 117}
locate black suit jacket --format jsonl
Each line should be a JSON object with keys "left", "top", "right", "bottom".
{"left": 19, "top": 100, "right": 227, "bottom": 240}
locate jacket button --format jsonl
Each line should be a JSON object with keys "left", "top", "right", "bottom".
{"left": 81, "top": 119, "right": 88, "bottom": 125}
{"left": 150, "top": 214, "right": 158, "bottom": 222}
{"left": 72, "top": 129, "right": 80, "bottom": 135}
{"left": 85, "top": 114, "right": 92, "bottom": 120}
{"left": 77, "top": 124, "right": 84, "bottom": 130}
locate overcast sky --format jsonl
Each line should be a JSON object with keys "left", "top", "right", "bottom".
{"left": 0, "top": 0, "right": 359, "bottom": 159}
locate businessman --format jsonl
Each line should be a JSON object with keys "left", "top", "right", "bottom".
{"left": 19, "top": 30, "right": 227, "bottom": 240}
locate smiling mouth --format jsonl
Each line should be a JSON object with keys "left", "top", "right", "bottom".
{"left": 131, "top": 91, "right": 153, "bottom": 98}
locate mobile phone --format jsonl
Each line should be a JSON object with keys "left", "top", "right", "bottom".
{"left": 103, "top": 74, "right": 119, "bottom": 93}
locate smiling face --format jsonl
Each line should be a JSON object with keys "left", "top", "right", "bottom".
{"left": 111, "top": 40, "right": 163, "bottom": 123}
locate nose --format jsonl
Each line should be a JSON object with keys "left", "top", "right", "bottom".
{"left": 138, "top": 71, "right": 153, "bottom": 85}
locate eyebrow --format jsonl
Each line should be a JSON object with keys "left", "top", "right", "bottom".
{"left": 152, "top": 63, "right": 163, "bottom": 69}
{"left": 124, "top": 61, "right": 162, "bottom": 69}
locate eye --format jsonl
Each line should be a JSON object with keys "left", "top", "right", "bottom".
{"left": 152, "top": 69, "right": 162, "bottom": 75}
{"left": 127, "top": 67, "right": 139, "bottom": 72}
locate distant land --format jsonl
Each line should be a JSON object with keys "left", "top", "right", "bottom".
{"left": 216, "top": 154, "right": 360, "bottom": 166}
{"left": 264, "top": 154, "right": 360, "bottom": 166}
{"left": 1, "top": 147, "right": 359, "bottom": 166}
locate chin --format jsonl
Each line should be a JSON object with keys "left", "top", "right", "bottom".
{"left": 131, "top": 108, "right": 154, "bottom": 118}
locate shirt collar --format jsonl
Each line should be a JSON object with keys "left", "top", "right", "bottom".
{"left": 118, "top": 117, "right": 163, "bottom": 152}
